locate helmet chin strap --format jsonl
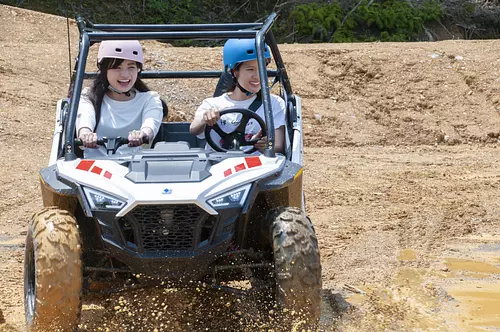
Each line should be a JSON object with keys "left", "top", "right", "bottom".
{"left": 231, "top": 71, "right": 255, "bottom": 97}
{"left": 236, "top": 82, "right": 254, "bottom": 96}
{"left": 108, "top": 84, "right": 132, "bottom": 97}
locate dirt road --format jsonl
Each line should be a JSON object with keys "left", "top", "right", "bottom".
{"left": 1, "top": 5, "right": 500, "bottom": 331}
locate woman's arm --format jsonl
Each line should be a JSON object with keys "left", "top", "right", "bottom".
{"left": 269, "top": 95, "right": 287, "bottom": 154}
{"left": 253, "top": 126, "right": 285, "bottom": 154}
{"left": 190, "top": 114, "right": 207, "bottom": 135}
{"left": 76, "top": 91, "right": 98, "bottom": 148}
{"left": 139, "top": 92, "right": 164, "bottom": 145}
{"left": 274, "top": 126, "right": 285, "bottom": 154}
{"left": 190, "top": 106, "right": 220, "bottom": 135}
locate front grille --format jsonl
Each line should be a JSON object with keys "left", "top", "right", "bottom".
{"left": 126, "top": 204, "right": 207, "bottom": 251}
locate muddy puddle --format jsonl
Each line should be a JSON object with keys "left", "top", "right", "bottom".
{"left": 72, "top": 234, "right": 500, "bottom": 332}
{"left": 442, "top": 239, "right": 500, "bottom": 332}
{"left": 320, "top": 235, "right": 500, "bottom": 332}
{"left": 447, "top": 284, "right": 500, "bottom": 331}
{"left": 1, "top": 236, "right": 498, "bottom": 332}
{"left": 398, "top": 249, "right": 418, "bottom": 261}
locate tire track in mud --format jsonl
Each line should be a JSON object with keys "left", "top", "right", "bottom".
{"left": 305, "top": 145, "right": 500, "bottom": 331}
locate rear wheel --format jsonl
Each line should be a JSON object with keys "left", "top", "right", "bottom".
{"left": 24, "top": 207, "right": 83, "bottom": 331}
{"left": 270, "top": 207, "right": 322, "bottom": 330}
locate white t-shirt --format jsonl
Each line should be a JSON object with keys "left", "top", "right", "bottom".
{"left": 76, "top": 88, "right": 163, "bottom": 158}
{"left": 194, "top": 93, "right": 286, "bottom": 153}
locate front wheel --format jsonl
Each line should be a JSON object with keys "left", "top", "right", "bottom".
{"left": 24, "top": 207, "right": 83, "bottom": 331}
{"left": 270, "top": 207, "right": 322, "bottom": 330}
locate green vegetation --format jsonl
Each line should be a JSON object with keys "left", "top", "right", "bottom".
{"left": 288, "top": 0, "right": 444, "bottom": 43}
{"left": 2, "top": 0, "right": 446, "bottom": 43}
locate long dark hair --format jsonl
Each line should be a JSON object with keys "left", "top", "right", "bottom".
{"left": 85, "top": 58, "right": 168, "bottom": 127}
{"left": 226, "top": 64, "right": 240, "bottom": 93}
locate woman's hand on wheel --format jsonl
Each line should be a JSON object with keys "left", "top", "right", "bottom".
{"left": 128, "top": 130, "right": 146, "bottom": 147}
{"left": 128, "top": 128, "right": 153, "bottom": 147}
{"left": 78, "top": 128, "right": 98, "bottom": 148}
{"left": 251, "top": 129, "right": 267, "bottom": 153}
{"left": 203, "top": 107, "right": 221, "bottom": 126}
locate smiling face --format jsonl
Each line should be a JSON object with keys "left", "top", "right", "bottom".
{"left": 234, "top": 60, "right": 261, "bottom": 95}
{"left": 106, "top": 59, "right": 139, "bottom": 94}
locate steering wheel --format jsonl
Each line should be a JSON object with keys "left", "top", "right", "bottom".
{"left": 204, "top": 107, "right": 267, "bottom": 154}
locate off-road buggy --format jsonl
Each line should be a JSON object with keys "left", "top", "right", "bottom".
{"left": 24, "top": 13, "right": 322, "bottom": 331}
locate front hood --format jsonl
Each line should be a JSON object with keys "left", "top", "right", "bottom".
{"left": 57, "top": 154, "right": 285, "bottom": 216}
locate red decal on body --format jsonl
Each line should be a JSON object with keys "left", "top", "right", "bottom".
{"left": 224, "top": 169, "right": 232, "bottom": 177}
{"left": 76, "top": 160, "right": 95, "bottom": 171}
{"left": 234, "top": 163, "right": 246, "bottom": 172}
{"left": 104, "top": 171, "right": 113, "bottom": 179}
{"left": 245, "top": 157, "right": 262, "bottom": 168}
{"left": 90, "top": 166, "right": 103, "bottom": 175}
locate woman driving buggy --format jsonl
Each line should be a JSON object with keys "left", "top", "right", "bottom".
{"left": 76, "top": 40, "right": 164, "bottom": 158}
{"left": 190, "top": 38, "right": 286, "bottom": 154}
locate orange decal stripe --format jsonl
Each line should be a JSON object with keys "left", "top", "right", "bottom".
{"left": 245, "top": 157, "right": 262, "bottom": 168}
{"left": 235, "top": 163, "right": 246, "bottom": 172}
{"left": 76, "top": 160, "right": 95, "bottom": 171}
{"left": 90, "top": 166, "right": 103, "bottom": 175}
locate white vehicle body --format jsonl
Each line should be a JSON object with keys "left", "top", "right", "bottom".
{"left": 57, "top": 153, "right": 287, "bottom": 217}
{"left": 26, "top": 14, "right": 321, "bottom": 332}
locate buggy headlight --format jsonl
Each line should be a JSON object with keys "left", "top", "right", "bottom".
{"left": 83, "top": 187, "right": 126, "bottom": 210}
{"left": 208, "top": 184, "right": 251, "bottom": 208}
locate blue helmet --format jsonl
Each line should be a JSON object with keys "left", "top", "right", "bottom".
{"left": 223, "top": 38, "right": 271, "bottom": 71}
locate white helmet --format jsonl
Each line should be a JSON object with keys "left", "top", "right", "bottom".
{"left": 97, "top": 40, "right": 144, "bottom": 65}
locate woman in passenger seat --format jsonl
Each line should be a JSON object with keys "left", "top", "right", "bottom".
{"left": 190, "top": 38, "right": 286, "bottom": 154}
{"left": 76, "top": 40, "right": 165, "bottom": 158}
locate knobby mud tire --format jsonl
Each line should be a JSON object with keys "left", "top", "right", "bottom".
{"left": 271, "top": 207, "right": 322, "bottom": 331}
{"left": 24, "top": 207, "right": 83, "bottom": 331}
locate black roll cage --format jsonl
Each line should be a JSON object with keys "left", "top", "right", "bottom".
{"left": 64, "top": 13, "right": 294, "bottom": 160}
